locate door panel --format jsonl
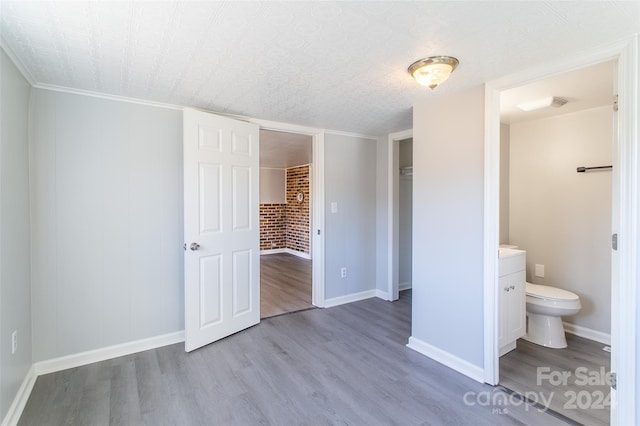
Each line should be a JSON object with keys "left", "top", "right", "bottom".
{"left": 232, "top": 166, "right": 251, "bottom": 230}
{"left": 199, "top": 164, "right": 222, "bottom": 234}
{"left": 184, "top": 108, "right": 260, "bottom": 352}
{"left": 232, "top": 249, "right": 252, "bottom": 315}
{"left": 199, "top": 254, "right": 222, "bottom": 326}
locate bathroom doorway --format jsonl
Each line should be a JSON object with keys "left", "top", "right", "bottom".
{"left": 259, "top": 129, "right": 314, "bottom": 318}
{"left": 496, "top": 61, "right": 614, "bottom": 425}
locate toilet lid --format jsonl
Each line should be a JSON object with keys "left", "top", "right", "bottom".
{"left": 526, "top": 282, "right": 579, "bottom": 301}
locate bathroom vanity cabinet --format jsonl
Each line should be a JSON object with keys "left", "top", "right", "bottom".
{"left": 498, "top": 249, "right": 526, "bottom": 356}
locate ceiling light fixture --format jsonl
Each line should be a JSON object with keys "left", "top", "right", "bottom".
{"left": 517, "top": 96, "right": 569, "bottom": 112}
{"left": 408, "top": 56, "right": 459, "bottom": 90}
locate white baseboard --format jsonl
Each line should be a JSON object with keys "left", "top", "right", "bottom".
{"left": 407, "top": 336, "right": 484, "bottom": 383}
{"left": 563, "top": 322, "right": 611, "bottom": 345}
{"left": 1, "top": 365, "right": 36, "bottom": 426}
{"left": 324, "top": 290, "right": 377, "bottom": 308}
{"left": 2, "top": 331, "right": 184, "bottom": 426}
{"left": 399, "top": 281, "right": 412, "bottom": 291}
{"left": 260, "top": 248, "right": 287, "bottom": 255}
{"left": 285, "top": 248, "right": 311, "bottom": 259}
{"left": 260, "top": 248, "right": 311, "bottom": 259}
{"left": 34, "top": 330, "right": 185, "bottom": 375}
{"left": 376, "top": 289, "right": 390, "bottom": 301}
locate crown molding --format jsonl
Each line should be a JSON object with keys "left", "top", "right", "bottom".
{"left": 0, "top": 37, "right": 37, "bottom": 86}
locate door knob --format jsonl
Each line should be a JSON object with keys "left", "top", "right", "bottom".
{"left": 190, "top": 242, "right": 200, "bottom": 251}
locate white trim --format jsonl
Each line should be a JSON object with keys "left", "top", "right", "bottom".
{"left": 375, "top": 289, "right": 390, "bottom": 300}
{"left": 311, "top": 133, "right": 325, "bottom": 307}
{"left": 483, "top": 35, "right": 638, "bottom": 426}
{"left": 613, "top": 35, "right": 638, "bottom": 426}
{"left": 286, "top": 163, "right": 312, "bottom": 169}
{"left": 499, "top": 341, "right": 517, "bottom": 357}
{"left": 324, "top": 290, "right": 378, "bottom": 308}
{"left": 33, "top": 83, "right": 184, "bottom": 110}
{"left": 1, "top": 332, "right": 184, "bottom": 425}
{"left": 324, "top": 130, "right": 377, "bottom": 141}
{"left": 259, "top": 166, "right": 287, "bottom": 171}
{"left": 399, "top": 281, "right": 412, "bottom": 291}
{"left": 0, "top": 39, "right": 36, "bottom": 86}
{"left": 260, "top": 248, "right": 311, "bottom": 259}
{"left": 483, "top": 80, "right": 501, "bottom": 386}
{"left": 387, "top": 129, "right": 413, "bottom": 303}
{"left": 563, "top": 322, "right": 611, "bottom": 345}
{"left": 34, "top": 331, "right": 184, "bottom": 376}
{"left": 251, "top": 120, "right": 326, "bottom": 308}
{"left": 260, "top": 248, "right": 287, "bottom": 255}
{"left": 249, "top": 118, "right": 324, "bottom": 136}
{"left": 407, "top": 336, "right": 484, "bottom": 383}
{"left": 284, "top": 248, "right": 311, "bottom": 259}
{"left": 1, "top": 365, "right": 36, "bottom": 426}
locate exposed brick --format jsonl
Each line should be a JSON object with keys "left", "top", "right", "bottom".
{"left": 259, "top": 165, "right": 310, "bottom": 254}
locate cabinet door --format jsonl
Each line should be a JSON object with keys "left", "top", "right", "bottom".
{"left": 498, "top": 275, "right": 509, "bottom": 348}
{"left": 505, "top": 271, "right": 526, "bottom": 341}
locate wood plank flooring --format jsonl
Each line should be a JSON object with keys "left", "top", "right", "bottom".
{"left": 19, "top": 291, "right": 569, "bottom": 426}
{"left": 500, "top": 335, "right": 611, "bottom": 425}
{"left": 260, "top": 253, "right": 312, "bottom": 319}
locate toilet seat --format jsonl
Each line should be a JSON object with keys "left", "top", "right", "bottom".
{"left": 526, "top": 282, "right": 579, "bottom": 302}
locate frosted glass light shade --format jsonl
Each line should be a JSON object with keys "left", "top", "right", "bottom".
{"left": 408, "top": 56, "right": 459, "bottom": 90}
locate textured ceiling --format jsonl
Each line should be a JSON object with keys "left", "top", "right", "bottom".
{"left": 260, "top": 130, "right": 312, "bottom": 169}
{"left": 1, "top": 1, "right": 638, "bottom": 136}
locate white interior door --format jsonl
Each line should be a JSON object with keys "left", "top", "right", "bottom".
{"left": 184, "top": 108, "right": 260, "bottom": 352}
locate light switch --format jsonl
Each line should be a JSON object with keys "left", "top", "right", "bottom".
{"left": 535, "top": 264, "right": 545, "bottom": 278}
{"left": 331, "top": 202, "right": 338, "bottom": 213}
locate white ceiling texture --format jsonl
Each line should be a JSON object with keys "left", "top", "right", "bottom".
{"left": 260, "top": 130, "right": 311, "bottom": 169}
{"left": 1, "top": 1, "right": 638, "bottom": 136}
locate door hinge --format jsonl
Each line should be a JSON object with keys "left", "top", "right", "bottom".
{"left": 610, "top": 372, "right": 617, "bottom": 390}
{"left": 612, "top": 233, "right": 618, "bottom": 251}
{"left": 613, "top": 95, "right": 618, "bottom": 112}
{"left": 317, "top": 229, "right": 321, "bottom": 235}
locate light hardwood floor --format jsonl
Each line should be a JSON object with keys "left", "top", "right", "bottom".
{"left": 260, "top": 253, "right": 313, "bottom": 319}
{"left": 500, "top": 334, "right": 611, "bottom": 426}
{"left": 19, "top": 291, "right": 568, "bottom": 426}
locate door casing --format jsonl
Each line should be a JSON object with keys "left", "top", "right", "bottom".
{"left": 250, "top": 118, "right": 326, "bottom": 307}
{"left": 483, "top": 35, "right": 638, "bottom": 426}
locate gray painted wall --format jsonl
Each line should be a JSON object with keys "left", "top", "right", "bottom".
{"left": 324, "top": 133, "right": 376, "bottom": 300}
{"left": 1, "top": 48, "right": 32, "bottom": 421}
{"left": 412, "top": 86, "right": 485, "bottom": 368}
{"left": 29, "top": 89, "right": 184, "bottom": 362}
{"left": 399, "top": 140, "right": 412, "bottom": 287}
{"left": 509, "top": 106, "right": 612, "bottom": 334}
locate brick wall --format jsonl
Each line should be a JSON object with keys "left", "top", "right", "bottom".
{"left": 286, "top": 165, "right": 310, "bottom": 254}
{"left": 259, "top": 165, "right": 310, "bottom": 255}
{"left": 259, "top": 204, "right": 286, "bottom": 250}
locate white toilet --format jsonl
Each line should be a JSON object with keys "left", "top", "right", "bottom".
{"left": 523, "top": 282, "right": 581, "bottom": 349}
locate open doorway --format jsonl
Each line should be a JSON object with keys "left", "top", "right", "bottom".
{"left": 399, "top": 138, "right": 413, "bottom": 293}
{"left": 485, "top": 38, "right": 639, "bottom": 424}
{"left": 388, "top": 129, "right": 413, "bottom": 301}
{"left": 496, "top": 61, "right": 614, "bottom": 425}
{"left": 259, "top": 129, "right": 313, "bottom": 318}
